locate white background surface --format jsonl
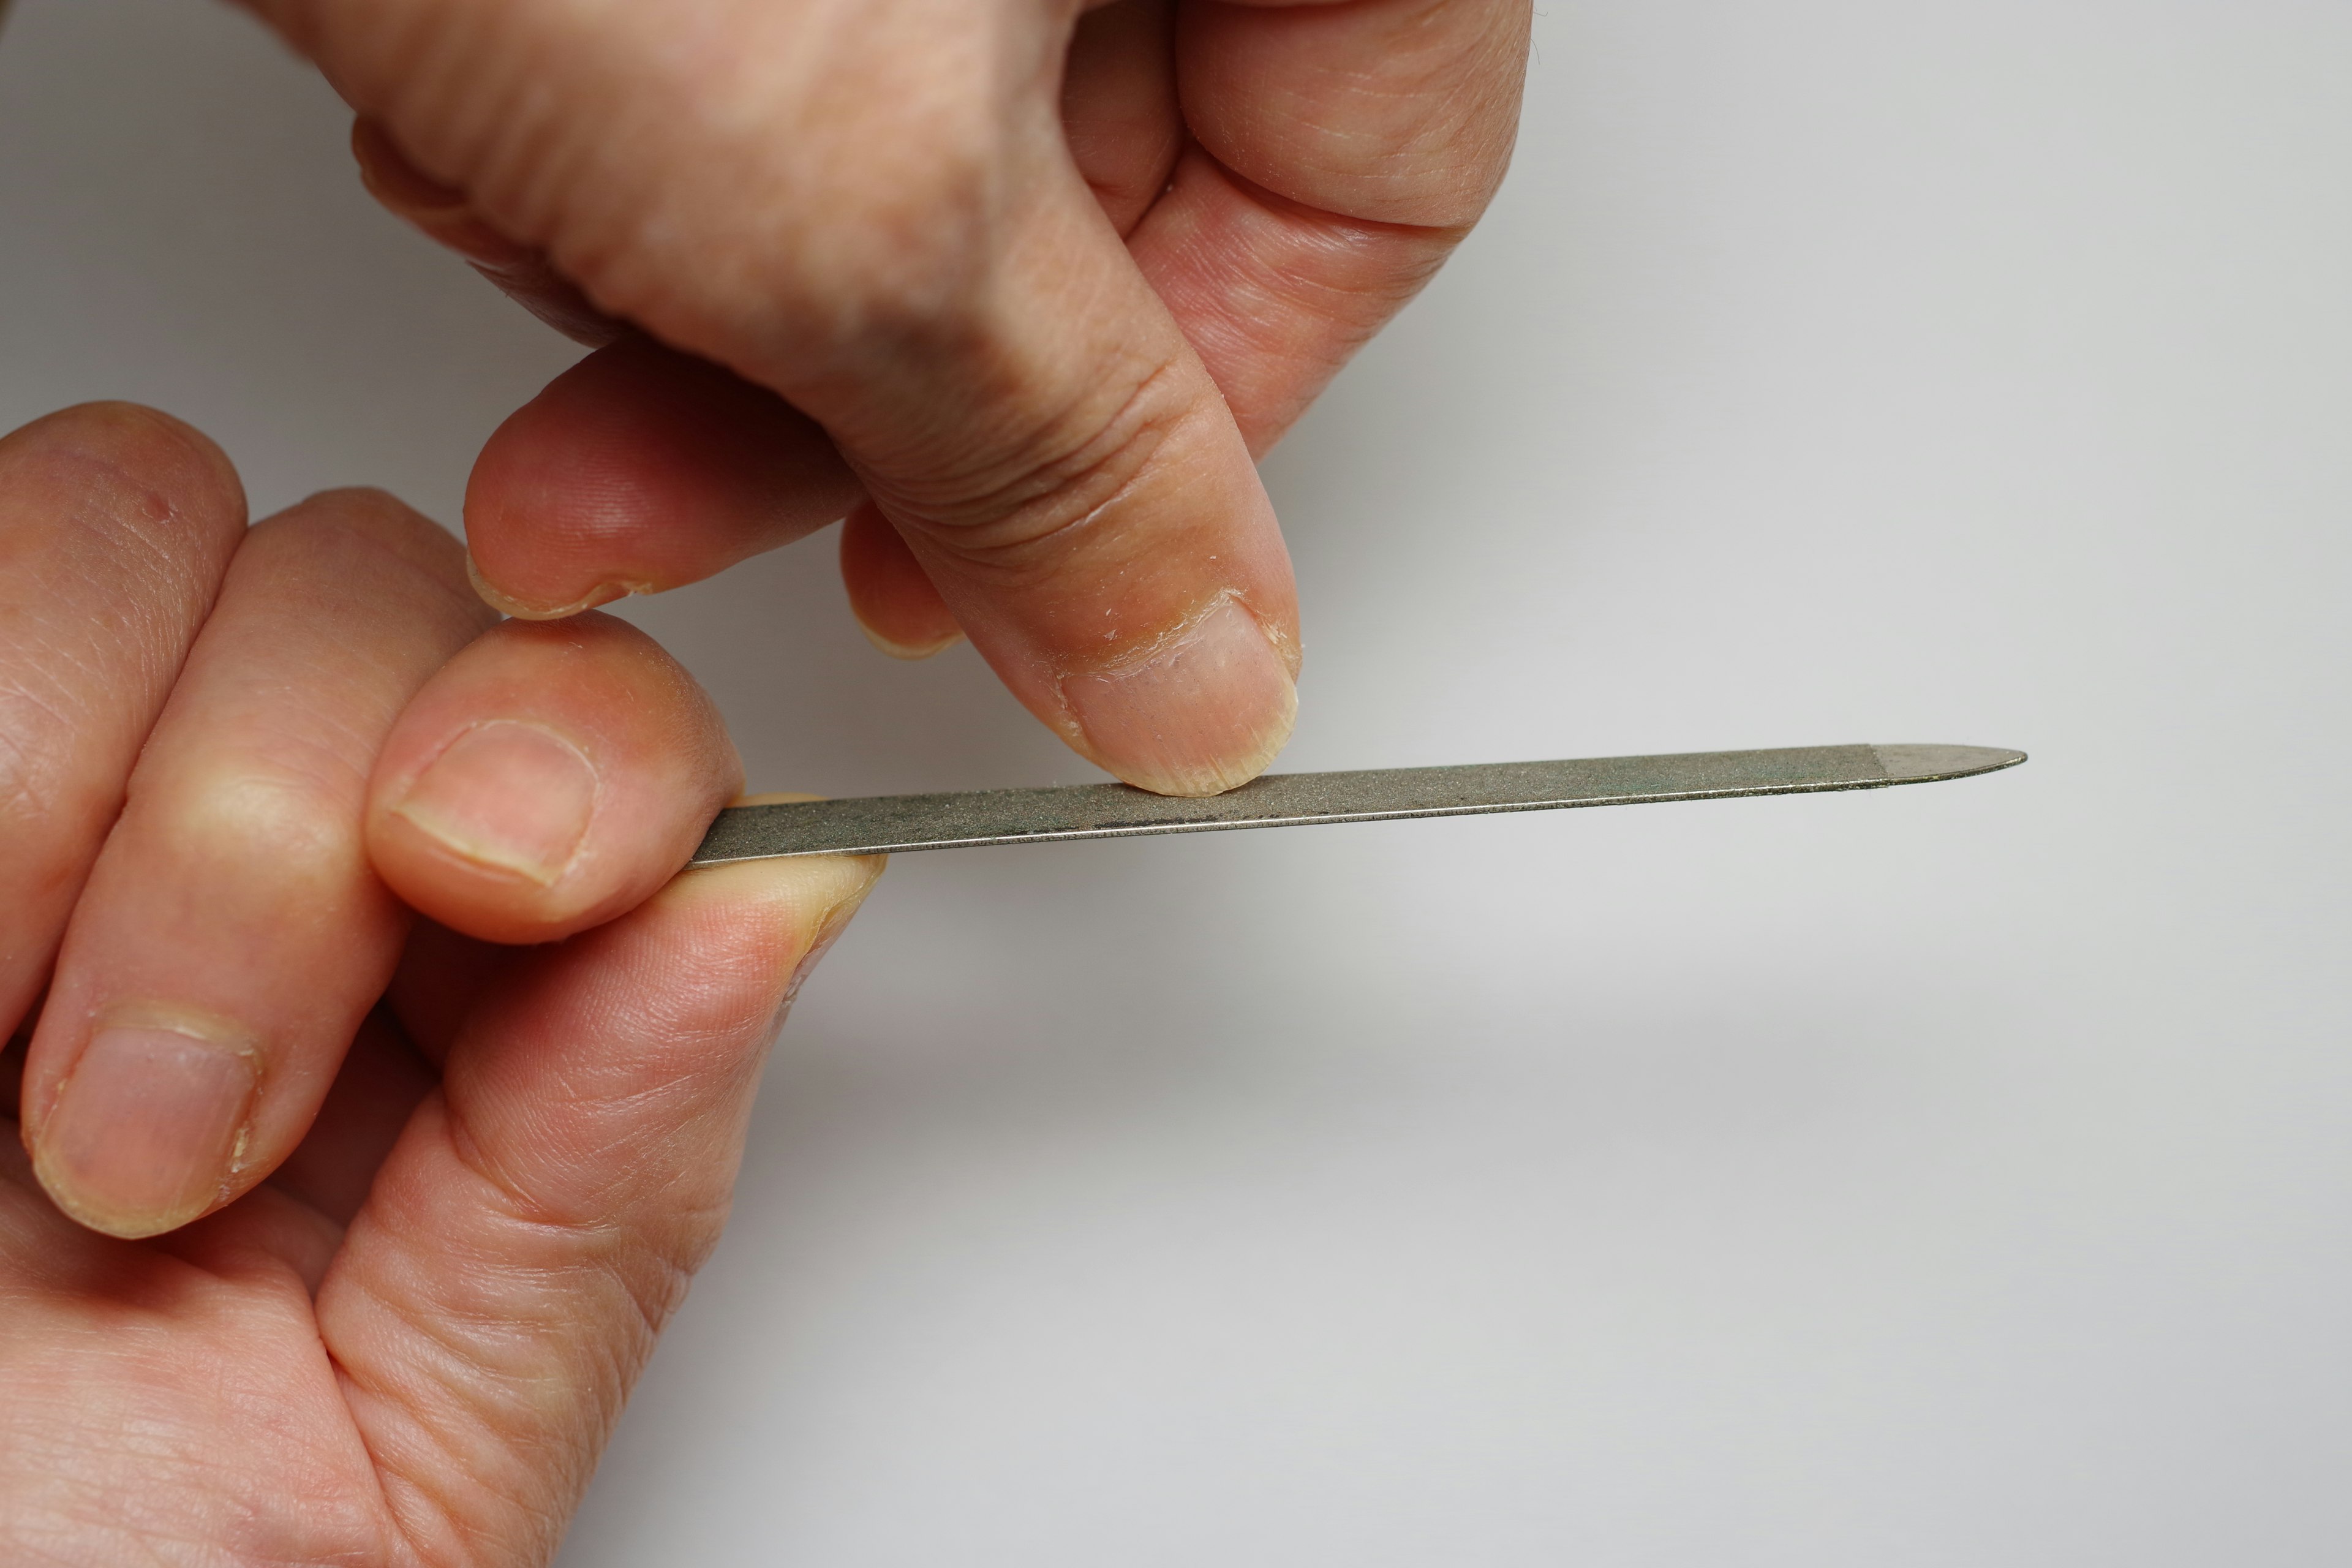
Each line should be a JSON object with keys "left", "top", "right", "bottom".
{"left": 4, "top": 2, "right": 2348, "bottom": 1562}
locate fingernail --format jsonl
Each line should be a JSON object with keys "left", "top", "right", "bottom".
{"left": 782, "top": 886, "right": 871, "bottom": 1008}
{"left": 35, "top": 1020, "right": 257, "bottom": 1238}
{"left": 853, "top": 616, "right": 964, "bottom": 662}
{"left": 466, "top": 554, "right": 646, "bottom": 620}
{"left": 393, "top": 720, "right": 599, "bottom": 884}
{"left": 1060, "top": 596, "right": 1298, "bottom": 797}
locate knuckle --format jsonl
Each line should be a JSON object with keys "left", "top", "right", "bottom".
{"left": 882, "top": 349, "right": 1197, "bottom": 582}
{"left": 564, "top": 56, "right": 1020, "bottom": 364}
{"left": 590, "top": 62, "right": 1036, "bottom": 375}
{"left": 791, "top": 154, "right": 1004, "bottom": 346}
{"left": 149, "top": 758, "right": 365, "bottom": 896}
{"left": 1197, "top": 0, "right": 1529, "bottom": 228}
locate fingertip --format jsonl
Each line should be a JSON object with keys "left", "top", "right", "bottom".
{"left": 4, "top": 402, "right": 247, "bottom": 537}
{"left": 464, "top": 339, "right": 863, "bottom": 616}
{"left": 669, "top": 799, "right": 883, "bottom": 973}
{"left": 658, "top": 853, "right": 884, "bottom": 1033}
{"left": 368, "top": 614, "right": 743, "bottom": 944}
{"left": 668, "top": 851, "right": 886, "bottom": 974}
{"left": 856, "top": 619, "right": 965, "bottom": 660}
{"left": 839, "top": 502, "right": 964, "bottom": 659}
{"left": 1057, "top": 594, "right": 1300, "bottom": 797}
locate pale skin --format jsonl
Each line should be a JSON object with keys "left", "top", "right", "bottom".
{"left": 1, "top": 1, "right": 1532, "bottom": 1558}
{"left": 1, "top": 404, "right": 881, "bottom": 1564}
{"left": 239, "top": 0, "right": 1534, "bottom": 796}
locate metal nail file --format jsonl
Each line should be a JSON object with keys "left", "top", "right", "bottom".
{"left": 687, "top": 742, "right": 2024, "bottom": 866}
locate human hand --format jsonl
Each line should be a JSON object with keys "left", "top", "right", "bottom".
{"left": 232, "top": 0, "right": 1531, "bottom": 795}
{"left": 1, "top": 404, "right": 881, "bottom": 1564}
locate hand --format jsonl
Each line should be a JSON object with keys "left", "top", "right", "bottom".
{"left": 232, "top": 0, "right": 1532, "bottom": 795}
{"left": 1, "top": 405, "right": 881, "bottom": 1564}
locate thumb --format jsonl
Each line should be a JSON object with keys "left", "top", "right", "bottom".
{"left": 819, "top": 188, "right": 1305, "bottom": 797}
{"left": 313, "top": 853, "right": 880, "bottom": 1562}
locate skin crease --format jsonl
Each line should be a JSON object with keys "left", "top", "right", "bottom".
{"left": 241, "top": 0, "right": 1533, "bottom": 796}
{"left": 0, "top": 405, "right": 883, "bottom": 1564}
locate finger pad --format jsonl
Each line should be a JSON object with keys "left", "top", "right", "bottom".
{"left": 466, "top": 341, "right": 863, "bottom": 608}
{"left": 839, "top": 503, "right": 963, "bottom": 657}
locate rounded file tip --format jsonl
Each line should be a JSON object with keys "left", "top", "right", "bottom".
{"left": 1872, "top": 744, "right": 2027, "bottom": 783}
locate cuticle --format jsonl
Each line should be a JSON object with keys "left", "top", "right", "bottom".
{"left": 1044, "top": 590, "right": 1296, "bottom": 761}
{"left": 405, "top": 718, "right": 605, "bottom": 805}
{"left": 1047, "top": 588, "right": 1261, "bottom": 723}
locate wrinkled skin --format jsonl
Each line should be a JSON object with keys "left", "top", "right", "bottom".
{"left": 1, "top": 404, "right": 881, "bottom": 1566}
{"left": 235, "top": 0, "right": 1532, "bottom": 796}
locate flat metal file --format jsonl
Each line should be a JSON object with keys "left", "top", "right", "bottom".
{"left": 687, "top": 742, "right": 2024, "bottom": 867}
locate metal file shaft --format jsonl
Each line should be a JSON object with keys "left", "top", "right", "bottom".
{"left": 685, "top": 743, "right": 2024, "bottom": 867}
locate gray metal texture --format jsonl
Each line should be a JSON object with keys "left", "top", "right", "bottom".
{"left": 687, "top": 743, "right": 2024, "bottom": 866}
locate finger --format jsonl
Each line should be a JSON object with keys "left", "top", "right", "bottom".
{"left": 366, "top": 613, "right": 744, "bottom": 946}
{"left": 838, "top": 500, "right": 964, "bottom": 658}
{"left": 316, "top": 852, "right": 881, "bottom": 1562}
{"left": 0, "top": 404, "right": 247, "bottom": 1044}
{"left": 1182, "top": 0, "right": 1528, "bottom": 228}
{"left": 352, "top": 118, "right": 625, "bottom": 347}
{"left": 862, "top": 287, "right": 1303, "bottom": 799}
{"left": 1063, "top": 0, "right": 1183, "bottom": 238}
{"left": 461, "top": 241, "right": 1302, "bottom": 792}
{"left": 1145, "top": 0, "right": 1532, "bottom": 450}
{"left": 461, "top": 337, "right": 863, "bottom": 619}
{"left": 21, "top": 489, "right": 492, "bottom": 1240}
{"left": 262, "top": 1, "right": 1302, "bottom": 794}
{"left": 1131, "top": 148, "right": 1465, "bottom": 453}
{"left": 361, "top": 116, "right": 873, "bottom": 621}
